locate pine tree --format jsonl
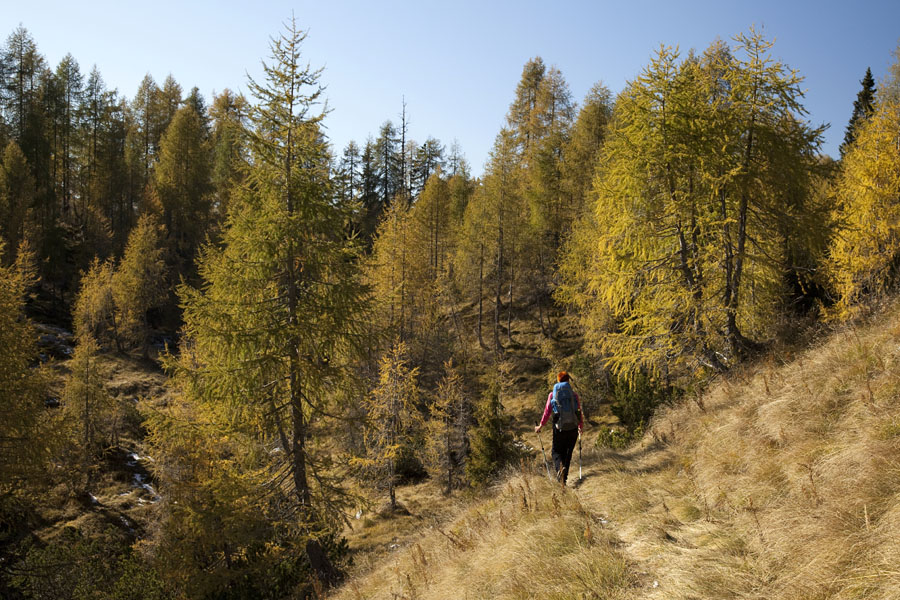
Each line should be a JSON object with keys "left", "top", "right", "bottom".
{"left": 840, "top": 67, "right": 876, "bottom": 157}
{"left": 374, "top": 120, "right": 401, "bottom": 209}
{"left": 1, "top": 26, "right": 45, "bottom": 144}
{"left": 359, "top": 138, "right": 380, "bottom": 243}
{"left": 335, "top": 140, "right": 361, "bottom": 207}
{"left": 153, "top": 18, "right": 369, "bottom": 588}
{"left": 411, "top": 136, "right": 444, "bottom": 197}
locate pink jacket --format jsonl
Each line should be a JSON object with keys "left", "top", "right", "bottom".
{"left": 539, "top": 389, "right": 583, "bottom": 429}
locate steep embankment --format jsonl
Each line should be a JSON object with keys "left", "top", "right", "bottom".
{"left": 331, "top": 304, "right": 900, "bottom": 599}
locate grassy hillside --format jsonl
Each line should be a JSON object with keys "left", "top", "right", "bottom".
{"left": 330, "top": 303, "right": 900, "bottom": 599}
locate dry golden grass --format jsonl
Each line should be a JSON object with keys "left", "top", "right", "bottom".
{"left": 332, "top": 472, "right": 632, "bottom": 600}
{"left": 333, "top": 302, "right": 900, "bottom": 599}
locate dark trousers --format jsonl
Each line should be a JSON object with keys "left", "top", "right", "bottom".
{"left": 551, "top": 427, "right": 579, "bottom": 483}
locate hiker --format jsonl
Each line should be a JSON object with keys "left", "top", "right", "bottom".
{"left": 535, "top": 371, "right": 583, "bottom": 485}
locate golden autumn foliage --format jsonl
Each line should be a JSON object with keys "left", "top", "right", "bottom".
{"left": 827, "top": 100, "right": 900, "bottom": 316}
{"left": 560, "top": 32, "right": 828, "bottom": 384}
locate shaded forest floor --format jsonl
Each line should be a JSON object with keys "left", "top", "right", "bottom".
{"left": 27, "top": 351, "right": 169, "bottom": 551}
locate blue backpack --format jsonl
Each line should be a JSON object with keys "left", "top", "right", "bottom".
{"left": 551, "top": 381, "right": 579, "bottom": 431}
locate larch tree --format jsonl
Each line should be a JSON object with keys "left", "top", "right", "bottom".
{"left": 152, "top": 18, "right": 369, "bottom": 589}
{"left": 72, "top": 256, "right": 120, "bottom": 351}
{"left": 111, "top": 213, "right": 166, "bottom": 356}
{"left": 0, "top": 241, "right": 50, "bottom": 504}
{"left": 209, "top": 88, "right": 249, "bottom": 223}
{"left": 0, "top": 140, "right": 35, "bottom": 261}
{"left": 359, "top": 341, "right": 420, "bottom": 511}
{"left": 424, "top": 359, "right": 469, "bottom": 494}
{"left": 562, "top": 32, "right": 826, "bottom": 384}
{"left": 62, "top": 334, "right": 115, "bottom": 488}
{"left": 455, "top": 184, "right": 490, "bottom": 349}
{"left": 483, "top": 128, "right": 525, "bottom": 350}
{"left": 153, "top": 102, "right": 212, "bottom": 272}
{"left": 368, "top": 200, "right": 413, "bottom": 341}
{"left": 827, "top": 98, "right": 900, "bottom": 314}
{"left": 562, "top": 82, "right": 613, "bottom": 216}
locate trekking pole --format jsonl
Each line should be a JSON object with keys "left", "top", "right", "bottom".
{"left": 578, "top": 432, "right": 583, "bottom": 481}
{"left": 570, "top": 377, "right": 585, "bottom": 482}
{"left": 536, "top": 425, "right": 553, "bottom": 481}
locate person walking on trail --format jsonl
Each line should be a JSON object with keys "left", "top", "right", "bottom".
{"left": 535, "top": 371, "right": 583, "bottom": 485}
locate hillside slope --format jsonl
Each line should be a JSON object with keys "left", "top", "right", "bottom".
{"left": 331, "top": 303, "right": 900, "bottom": 599}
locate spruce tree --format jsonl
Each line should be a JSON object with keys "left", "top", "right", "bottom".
{"left": 840, "top": 67, "right": 876, "bottom": 157}
{"left": 466, "top": 377, "right": 516, "bottom": 487}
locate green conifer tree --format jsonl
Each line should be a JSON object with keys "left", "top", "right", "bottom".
{"left": 840, "top": 67, "right": 876, "bottom": 157}
{"left": 154, "top": 18, "right": 369, "bottom": 589}
{"left": 466, "top": 377, "right": 516, "bottom": 487}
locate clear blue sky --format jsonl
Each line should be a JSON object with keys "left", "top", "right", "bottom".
{"left": 7, "top": 1, "right": 900, "bottom": 174}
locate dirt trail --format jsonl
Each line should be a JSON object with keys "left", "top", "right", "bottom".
{"left": 568, "top": 438, "right": 700, "bottom": 599}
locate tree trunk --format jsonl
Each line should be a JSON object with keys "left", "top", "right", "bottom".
{"left": 477, "top": 241, "right": 486, "bottom": 349}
